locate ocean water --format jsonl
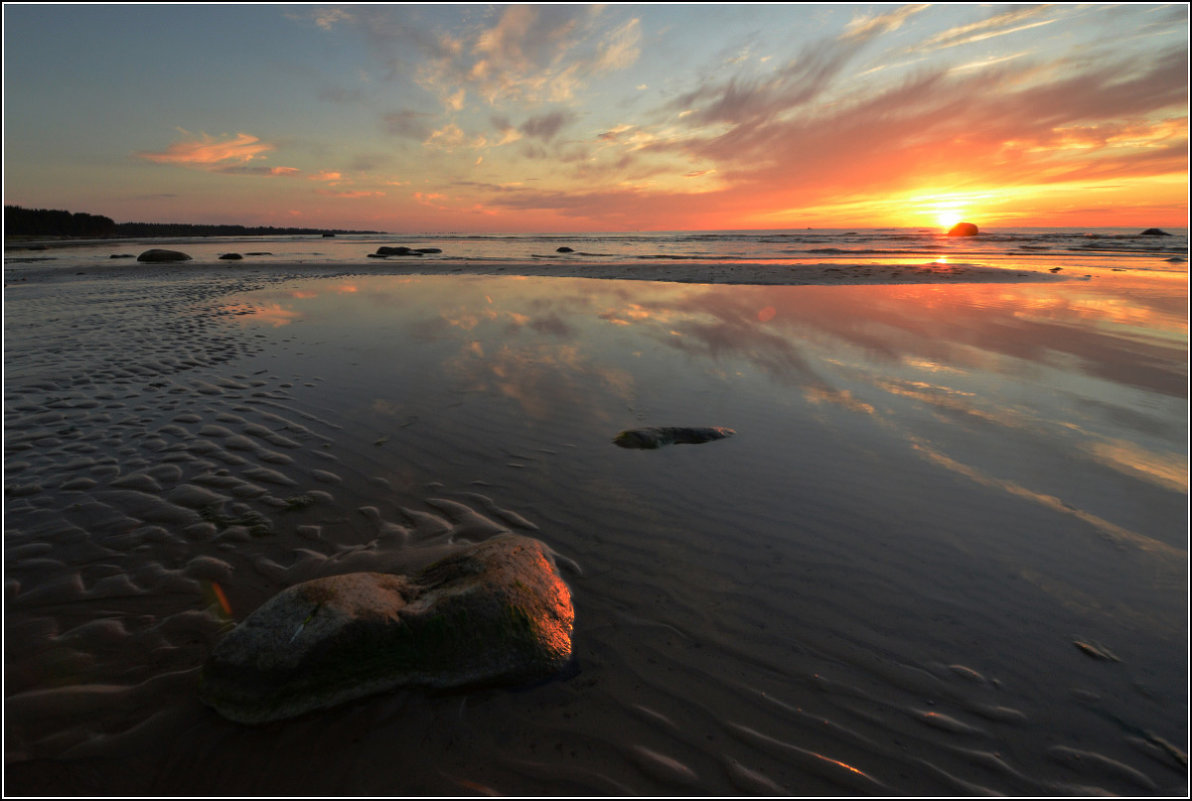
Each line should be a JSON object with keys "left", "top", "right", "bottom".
{"left": 3, "top": 234, "right": 1188, "bottom": 795}
{"left": 8, "top": 226, "right": 1189, "bottom": 274}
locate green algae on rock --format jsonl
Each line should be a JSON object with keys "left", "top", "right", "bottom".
{"left": 198, "top": 534, "right": 574, "bottom": 724}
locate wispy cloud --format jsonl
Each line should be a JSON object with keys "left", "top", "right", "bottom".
{"left": 315, "top": 189, "right": 384, "bottom": 198}
{"left": 519, "top": 110, "right": 573, "bottom": 142}
{"left": 842, "top": 4, "right": 930, "bottom": 42}
{"left": 917, "top": 5, "right": 1057, "bottom": 52}
{"left": 383, "top": 109, "right": 436, "bottom": 139}
{"left": 346, "top": 5, "right": 641, "bottom": 109}
{"left": 136, "top": 131, "right": 274, "bottom": 164}
{"left": 215, "top": 165, "right": 300, "bottom": 176}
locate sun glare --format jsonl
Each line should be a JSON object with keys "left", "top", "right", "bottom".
{"left": 935, "top": 208, "right": 966, "bottom": 230}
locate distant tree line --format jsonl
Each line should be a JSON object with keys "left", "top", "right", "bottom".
{"left": 5, "top": 205, "right": 117, "bottom": 237}
{"left": 4, "top": 205, "right": 380, "bottom": 238}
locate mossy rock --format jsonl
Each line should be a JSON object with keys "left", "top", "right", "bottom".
{"left": 198, "top": 534, "right": 573, "bottom": 723}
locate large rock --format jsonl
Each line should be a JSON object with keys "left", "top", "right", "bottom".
{"left": 613, "top": 426, "right": 735, "bottom": 449}
{"left": 137, "top": 248, "right": 192, "bottom": 262}
{"left": 375, "top": 245, "right": 420, "bottom": 256}
{"left": 198, "top": 534, "right": 574, "bottom": 724}
{"left": 1140, "top": 228, "right": 1172, "bottom": 236}
{"left": 947, "top": 222, "right": 979, "bottom": 237}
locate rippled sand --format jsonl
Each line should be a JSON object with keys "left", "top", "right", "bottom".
{"left": 4, "top": 260, "right": 1187, "bottom": 795}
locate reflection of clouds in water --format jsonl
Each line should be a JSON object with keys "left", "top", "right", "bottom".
{"left": 1085, "top": 440, "right": 1187, "bottom": 493}
{"left": 236, "top": 302, "right": 301, "bottom": 327}
{"left": 910, "top": 437, "right": 1183, "bottom": 561}
{"left": 449, "top": 341, "right": 633, "bottom": 420}
{"left": 443, "top": 306, "right": 574, "bottom": 339}
{"left": 803, "top": 387, "right": 875, "bottom": 415}
{"left": 611, "top": 282, "right": 1184, "bottom": 537}
{"left": 662, "top": 282, "right": 1185, "bottom": 396}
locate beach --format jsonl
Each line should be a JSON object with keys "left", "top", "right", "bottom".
{"left": 4, "top": 242, "right": 1188, "bottom": 795}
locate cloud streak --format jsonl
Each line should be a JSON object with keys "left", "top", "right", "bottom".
{"left": 136, "top": 132, "right": 274, "bottom": 164}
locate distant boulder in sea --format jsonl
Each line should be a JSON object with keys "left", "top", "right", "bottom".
{"left": 947, "top": 222, "right": 979, "bottom": 237}
{"left": 375, "top": 246, "right": 421, "bottom": 256}
{"left": 1140, "top": 228, "right": 1172, "bottom": 236}
{"left": 219, "top": 253, "right": 243, "bottom": 260}
{"left": 556, "top": 246, "right": 574, "bottom": 253}
{"left": 137, "top": 248, "right": 192, "bottom": 262}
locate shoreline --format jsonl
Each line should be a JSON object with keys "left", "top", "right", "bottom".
{"left": 4, "top": 257, "right": 1073, "bottom": 287}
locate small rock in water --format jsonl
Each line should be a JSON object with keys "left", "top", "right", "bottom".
{"left": 947, "top": 222, "right": 979, "bottom": 237}
{"left": 1139, "top": 228, "right": 1172, "bottom": 236}
{"left": 556, "top": 246, "right": 574, "bottom": 253}
{"left": 613, "top": 426, "right": 735, "bottom": 449}
{"left": 1073, "top": 639, "right": 1119, "bottom": 661}
{"left": 137, "top": 248, "right": 192, "bottom": 262}
{"left": 199, "top": 534, "right": 574, "bottom": 724}
{"left": 219, "top": 253, "right": 243, "bottom": 260}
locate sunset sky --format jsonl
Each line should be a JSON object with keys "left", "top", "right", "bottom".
{"left": 3, "top": 3, "right": 1188, "bottom": 232}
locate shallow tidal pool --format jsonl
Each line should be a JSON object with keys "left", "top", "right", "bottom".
{"left": 5, "top": 271, "right": 1187, "bottom": 795}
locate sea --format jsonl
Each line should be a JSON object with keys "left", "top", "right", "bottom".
{"left": 6, "top": 226, "right": 1188, "bottom": 274}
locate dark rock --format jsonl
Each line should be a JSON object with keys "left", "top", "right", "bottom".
{"left": 219, "top": 253, "right": 243, "bottom": 260}
{"left": 198, "top": 534, "right": 574, "bottom": 724}
{"left": 1140, "top": 228, "right": 1172, "bottom": 236}
{"left": 556, "top": 246, "right": 574, "bottom": 253}
{"left": 375, "top": 246, "right": 422, "bottom": 256}
{"left": 415, "top": 248, "right": 442, "bottom": 254}
{"left": 245, "top": 251, "right": 273, "bottom": 256}
{"left": 613, "top": 426, "right": 735, "bottom": 449}
{"left": 136, "top": 249, "right": 192, "bottom": 262}
{"left": 947, "top": 222, "right": 979, "bottom": 237}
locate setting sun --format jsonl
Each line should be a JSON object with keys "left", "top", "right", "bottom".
{"left": 935, "top": 209, "right": 967, "bottom": 230}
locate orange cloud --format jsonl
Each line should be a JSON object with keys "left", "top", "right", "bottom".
{"left": 308, "top": 170, "right": 343, "bottom": 182}
{"left": 137, "top": 131, "right": 274, "bottom": 164}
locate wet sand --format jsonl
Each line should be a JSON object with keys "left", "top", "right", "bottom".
{"left": 4, "top": 259, "right": 1186, "bottom": 795}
